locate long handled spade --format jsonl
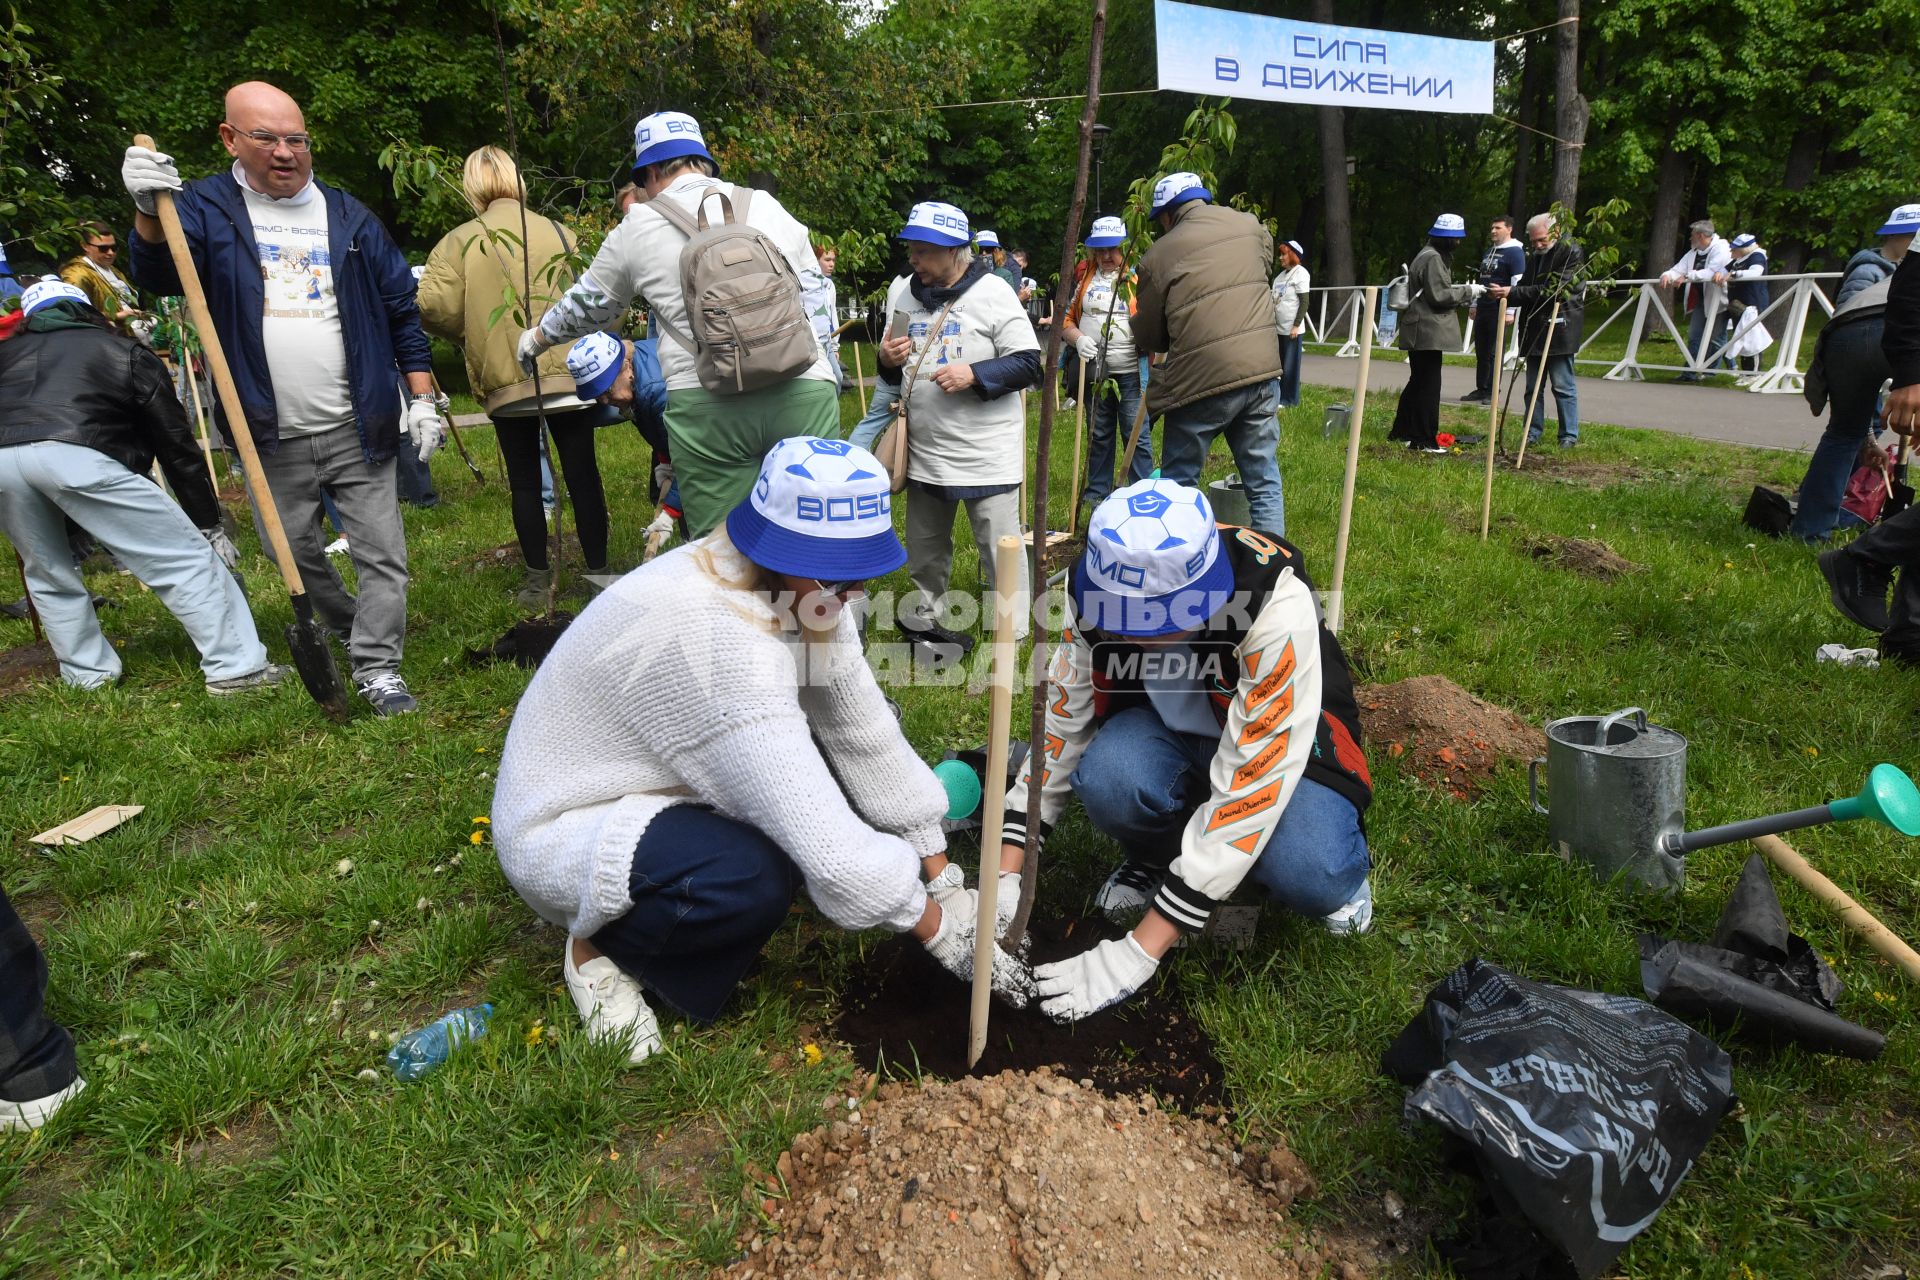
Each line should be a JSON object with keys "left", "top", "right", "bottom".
{"left": 138, "top": 133, "right": 352, "bottom": 720}
{"left": 1512, "top": 300, "right": 1561, "bottom": 472}
{"left": 428, "top": 373, "right": 486, "bottom": 486}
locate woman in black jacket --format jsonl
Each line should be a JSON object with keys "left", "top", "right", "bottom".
{"left": 0, "top": 282, "right": 281, "bottom": 693}
{"left": 1387, "top": 214, "right": 1483, "bottom": 451}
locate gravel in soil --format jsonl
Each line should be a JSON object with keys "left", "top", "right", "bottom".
{"left": 724, "top": 1070, "right": 1376, "bottom": 1280}
{"left": 1522, "top": 534, "right": 1646, "bottom": 580}
{"left": 1356, "top": 674, "right": 1545, "bottom": 798}
{"left": 835, "top": 914, "right": 1225, "bottom": 1110}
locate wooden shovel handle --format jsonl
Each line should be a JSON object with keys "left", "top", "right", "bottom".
{"left": 1755, "top": 834, "right": 1920, "bottom": 984}
{"left": 134, "top": 134, "right": 308, "bottom": 598}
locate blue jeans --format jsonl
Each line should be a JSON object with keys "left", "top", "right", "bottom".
{"left": 846, "top": 377, "right": 899, "bottom": 452}
{"left": 589, "top": 805, "right": 802, "bottom": 1022}
{"left": 1686, "top": 305, "right": 1732, "bottom": 373}
{"left": 0, "top": 882, "right": 75, "bottom": 1104}
{"left": 1524, "top": 354, "right": 1580, "bottom": 444}
{"left": 1084, "top": 369, "right": 1152, "bottom": 505}
{"left": 394, "top": 438, "right": 439, "bottom": 507}
{"left": 1793, "top": 317, "right": 1892, "bottom": 542}
{"left": 1068, "top": 705, "right": 1370, "bottom": 919}
{"left": 1278, "top": 333, "right": 1304, "bottom": 408}
{"left": 0, "top": 440, "right": 269, "bottom": 688}
{"left": 1160, "top": 381, "right": 1285, "bottom": 534}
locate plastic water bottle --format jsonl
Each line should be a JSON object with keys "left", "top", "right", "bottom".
{"left": 386, "top": 1003, "right": 493, "bottom": 1082}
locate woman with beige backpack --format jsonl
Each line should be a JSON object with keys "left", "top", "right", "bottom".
{"left": 874, "top": 201, "right": 1042, "bottom": 666}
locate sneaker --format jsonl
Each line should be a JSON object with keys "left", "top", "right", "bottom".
{"left": 1092, "top": 859, "right": 1162, "bottom": 923}
{"left": 0, "top": 1076, "right": 85, "bottom": 1132}
{"left": 563, "top": 940, "right": 662, "bottom": 1065}
{"left": 207, "top": 663, "right": 289, "bottom": 696}
{"left": 324, "top": 537, "right": 350, "bottom": 556}
{"left": 1558, "top": 437, "right": 1578, "bottom": 449}
{"left": 1321, "top": 877, "right": 1374, "bottom": 936}
{"left": 1819, "top": 549, "right": 1893, "bottom": 633}
{"left": 356, "top": 672, "right": 418, "bottom": 716}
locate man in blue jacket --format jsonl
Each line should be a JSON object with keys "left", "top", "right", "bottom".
{"left": 1462, "top": 214, "right": 1525, "bottom": 403}
{"left": 122, "top": 81, "right": 442, "bottom": 715}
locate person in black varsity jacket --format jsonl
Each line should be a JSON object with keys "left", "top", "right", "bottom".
{"left": 995, "top": 478, "right": 1374, "bottom": 1024}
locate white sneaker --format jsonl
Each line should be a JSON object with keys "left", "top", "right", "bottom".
{"left": 1092, "top": 860, "right": 1161, "bottom": 923}
{"left": 1321, "top": 877, "right": 1374, "bottom": 936}
{"left": 0, "top": 1076, "right": 85, "bottom": 1132}
{"left": 563, "top": 941, "right": 661, "bottom": 1065}
{"left": 324, "top": 536, "right": 349, "bottom": 556}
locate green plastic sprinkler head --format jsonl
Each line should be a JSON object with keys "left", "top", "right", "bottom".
{"left": 932, "top": 758, "right": 982, "bottom": 822}
{"left": 1827, "top": 763, "right": 1920, "bottom": 836}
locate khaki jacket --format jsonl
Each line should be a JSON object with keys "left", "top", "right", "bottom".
{"left": 416, "top": 200, "right": 578, "bottom": 412}
{"left": 1395, "top": 245, "right": 1475, "bottom": 353}
{"left": 1132, "top": 202, "right": 1282, "bottom": 416}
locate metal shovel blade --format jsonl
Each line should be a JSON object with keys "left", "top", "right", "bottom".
{"left": 285, "top": 593, "right": 352, "bottom": 721}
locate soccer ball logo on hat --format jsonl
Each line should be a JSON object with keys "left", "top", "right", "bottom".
{"left": 1073, "top": 479, "right": 1235, "bottom": 636}
{"left": 1148, "top": 172, "right": 1212, "bottom": 219}
{"left": 1428, "top": 213, "right": 1467, "bottom": 238}
{"left": 1877, "top": 203, "right": 1920, "bottom": 236}
{"left": 567, "top": 332, "right": 625, "bottom": 400}
{"left": 726, "top": 436, "right": 907, "bottom": 580}
{"left": 19, "top": 280, "right": 90, "bottom": 316}
{"left": 900, "top": 201, "right": 971, "bottom": 248}
{"left": 632, "top": 110, "right": 712, "bottom": 171}
{"left": 1085, "top": 216, "right": 1127, "bottom": 248}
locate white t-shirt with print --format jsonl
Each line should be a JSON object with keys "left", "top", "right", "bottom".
{"left": 237, "top": 167, "right": 353, "bottom": 435}
{"left": 1079, "top": 269, "right": 1135, "bottom": 367}
{"left": 884, "top": 269, "right": 1039, "bottom": 487}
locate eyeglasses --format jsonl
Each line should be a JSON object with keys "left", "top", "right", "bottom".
{"left": 223, "top": 124, "right": 313, "bottom": 153}
{"left": 87, "top": 242, "right": 117, "bottom": 254}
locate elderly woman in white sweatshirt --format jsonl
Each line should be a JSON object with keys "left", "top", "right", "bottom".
{"left": 491, "top": 436, "right": 1021, "bottom": 1062}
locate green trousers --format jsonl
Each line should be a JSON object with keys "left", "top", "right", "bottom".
{"left": 664, "top": 378, "right": 841, "bottom": 537}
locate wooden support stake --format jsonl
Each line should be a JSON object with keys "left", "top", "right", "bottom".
{"left": 180, "top": 345, "right": 220, "bottom": 486}
{"left": 1479, "top": 304, "right": 1509, "bottom": 541}
{"left": 851, "top": 333, "right": 868, "bottom": 416}
{"left": 1755, "top": 834, "right": 1920, "bottom": 984}
{"left": 1066, "top": 359, "right": 1089, "bottom": 531}
{"left": 1513, "top": 300, "right": 1561, "bottom": 472}
{"left": 1327, "top": 285, "right": 1378, "bottom": 632}
{"left": 970, "top": 535, "right": 1023, "bottom": 1068}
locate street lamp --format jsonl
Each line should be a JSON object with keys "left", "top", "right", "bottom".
{"left": 1091, "top": 123, "right": 1114, "bottom": 219}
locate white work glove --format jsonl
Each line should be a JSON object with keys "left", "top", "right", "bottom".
{"left": 1075, "top": 333, "right": 1100, "bottom": 363}
{"left": 1033, "top": 934, "right": 1159, "bottom": 1024}
{"left": 642, "top": 507, "right": 677, "bottom": 563}
{"left": 1467, "top": 283, "right": 1488, "bottom": 301}
{"left": 928, "top": 865, "right": 1020, "bottom": 939}
{"left": 993, "top": 871, "right": 1021, "bottom": 938}
{"left": 404, "top": 396, "right": 445, "bottom": 463}
{"left": 202, "top": 526, "right": 240, "bottom": 571}
{"left": 516, "top": 327, "right": 550, "bottom": 377}
{"left": 123, "top": 145, "right": 183, "bottom": 215}
{"left": 920, "top": 896, "right": 1031, "bottom": 1008}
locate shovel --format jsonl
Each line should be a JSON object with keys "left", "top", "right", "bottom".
{"left": 136, "top": 133, "right": 352, "bottom": 721}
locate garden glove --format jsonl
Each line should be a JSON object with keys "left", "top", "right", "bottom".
{"left": 122, "top": 145, "right": 183, "bottom": 215}
{"left": 920, "top": 896, "right": 1031, "bottom": 1008}
{"left": 1467, "top": 283, "right": 1487, "bottom": 301}
{"left": 405, "top": 395, "right": 446, "bottom": 463}
{"left": 516, "top": 327, "right": 550, "bottom": 377}
{"left": 202, "top": 526, "right": 240, "bottom": 570}
{"left": 929, "top": 866, "right": 1020, "bottom": 939}
{"left": 1032, "top": 934, "right": 1158, "bottom": 1024}
{"left": 1075, "top": 333, "right": 1100, "bottom": 363}
{"left": 993, "top": 871, "right": 1021, "bottom": 938}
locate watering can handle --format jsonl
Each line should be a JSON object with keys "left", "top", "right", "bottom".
{"left": 1529, "top": 758, "right": 1548, "bottom": 814}
{"left": 1597, "top": 707, "right": 1648, "bottom": 740}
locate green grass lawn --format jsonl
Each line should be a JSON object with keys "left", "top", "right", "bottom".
{"left": 3, "top": 379, "right": 1916, "bottom": 1278}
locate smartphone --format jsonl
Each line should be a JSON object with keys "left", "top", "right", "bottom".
{"left": 888, "top": 309, "right": 912, "bottom": 342}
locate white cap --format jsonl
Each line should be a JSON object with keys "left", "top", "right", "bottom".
{"left": 900, "top": 201, "right": 971, "bottom": 248}
{"left": 632, "top": 111, "right": 712, "bottom": 171}
{"left": 725, "top": 437, "right": 908, "bottom": 579}
{"left": 1085, "top": 216, "right": 1127, "bottom": 247}
{"left": 1877, "top": 203, "right": 1920, "bottom": 236}
{"left": 975, "top": 229, "right": 1000, "bottom": 249}
{"left": 20, "top": 280, "right": 90, "bottom": 315}
{"left": 566, "top": 332, "right": 625, "bottom": 399}
{"left": 1149, "top": 173, "right": 1211, "bottom": 219}
{"left": 1072, "top": 479, "right": 1235, "bottom": 637}
{"left": 1429, "top": 213, "right": 1467, "bottom": 238}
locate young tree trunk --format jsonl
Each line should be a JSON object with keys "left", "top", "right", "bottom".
{"left": 1548, "top": 0, "right": 1587, "bottom": 212}
{"left": 1508, "top": 33, "right": 1543, "bottom": 219}
{"left": 1312, "top": 0, "right": 1356, "bottom": 285}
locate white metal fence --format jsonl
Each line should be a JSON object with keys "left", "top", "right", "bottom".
{"left": 1302, "top": 272, "right": 1842, "bottom": 395}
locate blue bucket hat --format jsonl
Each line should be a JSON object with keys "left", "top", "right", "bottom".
{"left": 1148, "top": 172, "right": 1211, "bottom": 220}
{"left": 1071, "top": 479, "right": 1235, "bottom": 637}
{"left": 900, "top": 201, "right": 971, "bottom": 248}
{"left": 1730, "top": 233, "right": 1757, "bottom": 250}
{"left": 632, "top": 111, "right": 712, "bottom": 173}
{"left": 726, "top": 437, "right": 907, "bottom": 580}
{"left": 1428, "top": 213, "right": 1467, "bottom": 239}
{"left": 20, "top": 280, "right": 91, "bottom": 316}
{"left": 566, "top": 332, "right": 625, "bottom": 400}
{"left": 1085, "top": 216, "right": 1127, "bottom": 248}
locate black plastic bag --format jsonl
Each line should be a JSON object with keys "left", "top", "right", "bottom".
{"left": 1383, "top": 958, "right": 1734, "bottom": 1280}
{"left": 1639, "top": 854, "right": 1885, "bottom": 1060}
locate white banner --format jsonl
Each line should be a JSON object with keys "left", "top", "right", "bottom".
{"left": 1156, "top": 0, "right": 1495, "bottom": 116}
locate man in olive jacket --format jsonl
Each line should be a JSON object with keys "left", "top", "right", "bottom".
{"left": 1490, "top": 212, "right": 1586, "bottom": 447}
{"left": 1132, "top": 172, "right": 1286, "bottom": 534}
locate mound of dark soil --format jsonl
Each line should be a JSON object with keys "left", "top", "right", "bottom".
{"left": 1523, "top": 535, "right": 1645, "bottom": 580}
{"left": 1356, "top": 675, "right": 1544, "bottom": 798}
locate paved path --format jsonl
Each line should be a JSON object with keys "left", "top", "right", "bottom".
{"left": 1300, "top": 354, "right": 1818, "bottom": 453}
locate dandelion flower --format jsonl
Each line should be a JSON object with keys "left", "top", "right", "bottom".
{"left": 802, "top": 1043, "right": 823, "bottom": 1067}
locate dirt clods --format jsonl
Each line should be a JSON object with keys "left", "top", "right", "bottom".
{"left": 726, "top": 1070, "right": 1371, "bottom": 1279}
{"left": 1357, "top": 675, "right": 1544, "bottom": 797}
{"left": 1523, "top": 534, "right": 1645, "bottom": 580}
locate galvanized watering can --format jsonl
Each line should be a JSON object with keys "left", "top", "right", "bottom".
{"left": 1530, "top": 707, "right": 1688, "bottom": 891}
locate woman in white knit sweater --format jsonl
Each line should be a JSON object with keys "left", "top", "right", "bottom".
{"left": 491, "top": 436, "right": 1022, "bottom": 1062}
